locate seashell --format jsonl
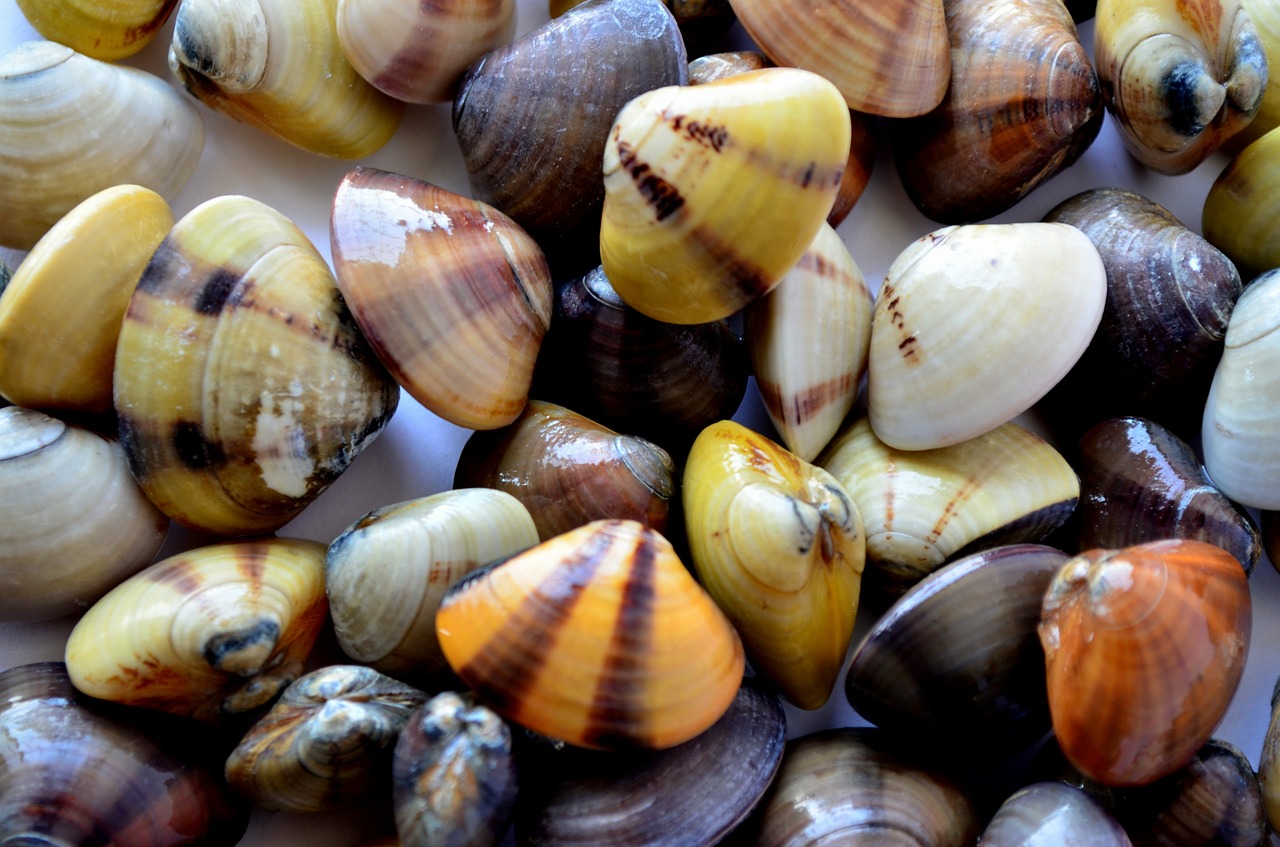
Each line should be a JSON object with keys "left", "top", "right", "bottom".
{"left": 1094, "top": 0, "right": 1268, "bottom": 174}
{"left": 114, "top": 194, "right": 399, "bottom": 536}
{"left": 1202, "top": 126, "right": 1280, "bottom": 280}
{"left": 1227, "top": 0, "right": 1280, "bottom": 149}
{"left": 599, "top": 67, "right": 851, "bottom": 325}
{"left": 893, "top": 0, "right": 1103, "bottom": 223}
{"left": 1259, "top": 675, "right": 1280, "bottom": 833}
{"left": 0, "top": 41, "right": 204, "bottom": 251}
{"left": 727, "top": 0, "right": 950, "bottom": 118}
{"left": 13, "top": 0, "right": 177, "bottom": 60}
{"left": 1078, "top": 416, "right": 1261, "bottom": 574}
{"left": 168, "top": 0, "right": 404, "bottom": 158}
{"left": 682, "top": 420, "right": 865, "bottom": 710}
{"left": 513, "top": 678, "right": 785, "bottom": 847}
{"left": 745, "top": 222, "right": 873, "bottom": 462}
{"left": 687, "top": 49, "right": 770, "bottom": 84}
{"left": 337, "top": 0, "right": 515, "bottom": 104}
{"left": 530, "top": 265, "right": 749, "bottom": 457}
{"left": 845, "top": 544, "right": 1069, "bottom": 755}
{"left": 1265, "top": 510, "right": 1280, "bottom": 575}
{"left": 64, "top": 537, "right": 330, "bottom": 722}
{"left": 326, "top": 489, "right": 540, "bottom": 682}
{"left": 392, "top": 692, "right": 518, "bottom": 847}
{"left": 866, "top": 223, "right": 1106, "bottom": 451}
{"left": 551, "top": 0, "right": 735, "bottom": 48}
{"left": 0, "top": 185, "right": 173, "bottom": 414}
{"left": 0, "top": 662, "right": 249, "bottom": 846}
{"left": 330, "top": 167, "right": 552, "bottom": 431}
{"left": 435, "top": 519, "right": 745, "bottom": 750}
{"left": 818, "top": 416, "right": 1079, "bottom": 596}
{"left": 453, "top": 400, "right": 676, "bottom": 541}
{"left": 1039, "top": 539, "right": 1252, "bottom": 787}
{"left": 980, "top": 782, "right": 1132, "bottom": 846}
{"left": 0, "top": 407, "right": 168, "bottom": 622}
{"left": 454, "top": 0, "right": 688, "bottom": 273}
{"left": 225, "top": 665, "right": 429, "bottom": 813}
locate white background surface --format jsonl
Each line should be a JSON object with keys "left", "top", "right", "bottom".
{"left": 3, "top": 2, "right": 1280, "bottom": 844}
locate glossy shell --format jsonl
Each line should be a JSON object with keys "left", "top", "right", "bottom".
{"left": 1203, "top": 126, "right": 1280, "bottom": 280}
{"left": 1039, "top": 539, "right": 1252, "bottom": 786}
{"left": 114, "top": 194, "right": 399, "bottom": 536}
{"left": 64, "top": 538, "right": 329, "bottom": 722}
{"left": 330, "top": 167, "right": 552, "bottom": 431}
{"left": 1229, "top": 0, "right": 1280, "bottom": 148}
{"left": 13, "top": 0, "right": 177, "bottom": 59}
{"left": 435, "top": 519, "right": 745, "bottom": 750}
{"left": 980, "top": 783, "right": 1132, "bottom": 846}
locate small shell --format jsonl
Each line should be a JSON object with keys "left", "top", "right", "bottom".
{"left": 1203, "top": 126, "right": 1280, "bottom": 280}
{"left": 435, "top": 519, "right": 745, "bottom": 750}
{"left": 13, "top": 0, "right": 178, "bottom": 59}
{"left": 64, "top": 538, "right": 330, "bottom": 722}
{"left": 980, "top": 783, "right": 1132, "bottom": 846}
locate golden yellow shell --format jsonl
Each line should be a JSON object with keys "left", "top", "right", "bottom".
{"left": 1203, "top": 126, "right": 1280, "bottom": 280}
{"left": 14, "top": 0, "right": 177, "bottom": 60}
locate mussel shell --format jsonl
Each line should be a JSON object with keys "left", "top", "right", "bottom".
{"left": 980, "top": 782, "right": 1132, "bottom": 846}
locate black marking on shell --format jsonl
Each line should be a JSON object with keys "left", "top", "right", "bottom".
{"left": 171, "top": 420, "right": 226, "bottom": 470}
{"left": 202, "top": 619, "right": 281, "bottom": 670}
{"left": 193, "top": 267, "right": 240, "bottom": 316}
{"left": 1163, "top": 60, "right": 1213, "bottom": 137}
{"left": 616, "top": 141, "right": 685, "bottom": 223}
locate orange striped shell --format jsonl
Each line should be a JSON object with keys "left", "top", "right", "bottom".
{"left": 435, "top": 519, "right": 744, "bottom": 750}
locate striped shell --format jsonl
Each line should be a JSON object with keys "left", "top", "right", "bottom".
{"left": 435, "top": 519, "right": 745, "bottom": 750}
{"left": 13, "top": 0, "right": 177, "bottom": 59}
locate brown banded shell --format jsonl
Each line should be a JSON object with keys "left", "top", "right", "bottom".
{"left": 64, "top": 538, "right": 329, "bottom": 722}
{"left": 14, "top": 0, "right": 178, "bottom": 60}
{"left": 330, "top": 167, "right": 551, "bottom": 431}
{"left": 435, "top": 519, "right": 745, "bottom": 750}
{"left": 114, "top": 194, "right": 398, "bottom": 536}
{"left": 453, "top": 400, "right": 675, "bottom": 541}
{"left": 980, "top": 783, "right": 1132, "bottom": 846}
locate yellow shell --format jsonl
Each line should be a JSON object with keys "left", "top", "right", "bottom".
{"left": 1228, "top": 0, "right": 1280, "bottom": 150}
{"left": 65, "top": 538, "right": 329, "bottom": 722}
{"left": 13, "top": 0, "right": 177, "bottom": 60}
{"left": 683, "top": 420, "right": 865, "bottom": 710}
{"left": 1203, "top": 125, "right": 1280, "bottom": 280}
{"left": 599, "top": 67, "right": 851, "bottom": 325}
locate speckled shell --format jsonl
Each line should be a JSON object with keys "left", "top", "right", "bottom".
{"left": 1039, "top": 539, "right": 1251, "bottom": 787}
{"left": 225, "top": 665, "right": 429, "bottom": 813}
{"left": 599, "top": 67, "right": 851, "bottom": 325}
{"left": 326, "top": 489, "right": 540, "bottom": 682}
{"left": 114, "top": 194, "right": 399, "bottom": 536}
{"left": 867, "top": 223, "right": 1106, "bottom": 450}
{"left": 64, "top": 538, "right": 329, "bottom": 722}
{"left": 13, "top": 0, "right": 177, "bottom": 59}
{"left": 435, "top": 519, "right": 745, "bottom": 750}
{"left": 1094, "top": 0, "right": 1268, "bottom": 173}
{"left": 330, "top": 167, "right": 551, "bottom": 431}
{"left": 980, "top": 783, "right": 1132, "bottom": 846}
{"left": 453, "top": 400, "right": 675, "bottom": 541}
{"left": 0, "top": 407, "right": 168, "bottom": 622}
{"left": 683, "top": 420, "right": 865, "bottom": 710}
{"left": 1203, "top": 126, "right": 1280, "bottom": 280}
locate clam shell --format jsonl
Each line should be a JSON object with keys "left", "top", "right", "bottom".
{"left": 599, "top": 67, "right": 851, "bottom": 325}
{"left": 1203, "top": 126, "right": 1280, "bottom": 280}
{"left": 866, "top": 223, "right": 1106, "bottom": 450}
{"left": 1259, "top": 676, "right": 1280, "bottom": 833}
{"left": 551, "top": 0, "right": 735, "bottom": 45}
{"left": 13, "top": 0, "right": 177, "bottom": 59}
{"left": 980, "top": 783, "right": 1132, "bottom": 846}
{"left": 114, "top": 194, "right": 399, "bottom": 536}
{"left": 330, "top": 166, "right": 551, "bottom": 431}
{"left": 435, "top": 519, "right": 745, "bottom": 750}
{"left": 64, "top": 537, "right": 330, "bottom": 722}
{"left": 1227, "top": 0, "right": 1280, "bottom": 149}
{"left": 1039, "top": 539, "right": 1251, "bottom": 787}
{"left": 0, "top": 40, "right": 204, "bottom": 250}
{"left": 0, "top": 407, "right": 168, "bottom": 622}
{"left": 683, "top": 420, "right": 865, "bottom": 710}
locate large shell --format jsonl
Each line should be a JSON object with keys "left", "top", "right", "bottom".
{"left": 893, "top": 0, "right": 1103, "bottom": 223}
{"left": 168, "top": 0, "right": 404, "bottom": 158}
{"left": 114, "top": 194, "right": 399, "bottom": 536}
{"left": 1039, "top": 539, "right": 1252, "bottom": 787}
{"left": 866, "top": 223, "right": 1106, "bottom": 451}
{"left": 551, "top": 0, "right": 736, "bottom": 46}
{"left": 1228, "top": 0, "right": 1280, "bottom": 149}
{"left": 0, "top": 41, "right": 203, "bottom": 251}
{"left": 326, "top": 489, "right": 540, "bottom": 682}
{"left": 330, "top": 167, "right": 551, "bottom": 431}
{"left": 225, "top": 665, "right": 429, "bottom": 813}
{"left": 64, "top": 538, "right": 330, "bottom": 722}
{"left": 683, "top": 420, "right": 865, "bottom": 710}
{"left": 818, "top": 416, "right": 1079, "bottom": 596}
{"left": 727, "top": 0, "right": 950, "bottom": 118}
{"left": 435, "top": 519, "right": 745, "bottom": 750}
{"left": 599, "top": 67, "right": 851, "bottom": 325}
{"left": 980, "top": 783, "right": 1132, "bottom": 846}
{"left": 1094, "top": 0, "right": 1268, "bottom": 173}
{"left": 453, "top": 400, "right": 676, "bottom": 541}
{"left": 0, "top": 407, "right": 168, "bottom": 622}
{"left": 1203, "top": 126, "right": 1280, "bottom": 280}
{"left": 13, "top": 0, "right": 177, "bottom": 59}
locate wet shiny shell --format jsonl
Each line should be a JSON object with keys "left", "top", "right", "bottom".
{"left": 330, "top": 167, "right": 551, "bottom": 431}
{"left": 435, "top": 519, "right": 745, "bottom": 750}
{"left": 683, "top": 420, "right": 865, "bottom": 710}
{"left": 114, "top": 194, "right": 399, "bottom": 536}
{"left": 1039, "top": 539, "right": 1252, "bottom": 787}
{"left": 1203, "top": 126, "right": 1280, "bottom": 280}
{"left": 980, "top": 782, "right": 1132, "bottom": 846}
{"left": 64, "top": 538, "right": 330, "bottom": 722}
{"left": 13, "top": 0, "right": 177, "bottom": 60}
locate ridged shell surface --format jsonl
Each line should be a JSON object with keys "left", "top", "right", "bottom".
{"left": 867, "top": 223, "right": 1106, "bottom": 450}
{"left": 14, "top": 0, "right": 177, "bottom": 59}
{"left": 980, "top": 783, "right": 1132, "bottom": 846}
{"left": 331, "top": 167, "right": 552, "bottom": 431}
{"left": 1260, "top": 678, "right": 1280, "bottom": 833}
{"left": 1203, "top": 125, "right": 1280, "bottom": 279}
{"left": 599, "top": 67, "right": 851, "bottom": 325}
{"left": 114, "top": 194, "right": 399, "bottom": 536}
{"left": 435, "top": 519, "right": 745, "bottom": 750}
{"left": 64, "top": 538, "right": 329, "bottom": 722}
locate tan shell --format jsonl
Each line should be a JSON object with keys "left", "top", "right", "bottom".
{"left": 13, "top": 0, "right": 177, "bottom": 60}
